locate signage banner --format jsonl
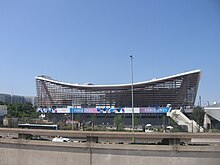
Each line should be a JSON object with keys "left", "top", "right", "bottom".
{"left": 123, "top": 108, "right": 140, "bottom": 113}
{"left": 37, "top": 107, "right": 170, "bottom": 114}
{"left": 140, "top": 107, "right": 170, "bottom": 113}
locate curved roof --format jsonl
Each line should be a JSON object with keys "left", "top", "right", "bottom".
{"left": 205, "top": 107, "right": 220, "bottom": 121}
{"left": 35, "top": 69, "right": 201, "bottom": 89}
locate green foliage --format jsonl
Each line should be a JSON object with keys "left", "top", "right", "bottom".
{"left": 113, "top": 115, "right": 124, "bottom": 131}
{"left": 192, "top": 106, "right": 205, "bottom": 126}
{"left": 90, "top": 115, "right": 96, "bottom": 123}
{"left": 134, "top": 115, "right": 139, "bottom": 127}
{"left": 169, "top": 118, "right": 182, "bottom": 132}
{"left": 7, "top": 102, "right": 39, "bottom": 118}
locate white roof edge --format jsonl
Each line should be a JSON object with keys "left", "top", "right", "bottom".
{"left": 205, "top": 107, "right": 220, "bottom": 110}
{"left": 35, "top": 69, "right": 201, "bottom": 88}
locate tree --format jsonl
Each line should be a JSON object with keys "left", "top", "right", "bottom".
{"left": 192, "top": 106, "right": 205, "bottom": 127}
{"left": 113, "top": 115, "right": 123, "bottom": 131}
{"left": 90, "top": 115, "right": 96, "bottom": 128}
{"left": 134, "top": 115, "right": 140, "bottom": 128}
{"left": 7, "top": 102, "right": 39, "bottom": 118}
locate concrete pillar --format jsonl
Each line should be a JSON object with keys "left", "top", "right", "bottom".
{"left": 18, "top": 133, "right": 33, "bottom": 140}
{"left": 86, "top": 136, "right": 98, "bottom": 143}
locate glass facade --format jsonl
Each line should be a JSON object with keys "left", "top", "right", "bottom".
{"left": 36, "top": 70, "right": 200, "bottom": 109}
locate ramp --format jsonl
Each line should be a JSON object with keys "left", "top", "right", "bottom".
{"left": 167, "top": 108, "right": 204, "bottom": 132}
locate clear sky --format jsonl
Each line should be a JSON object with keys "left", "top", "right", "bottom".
{"left": 0, "top": 0, "right": 220, "bottom": 106}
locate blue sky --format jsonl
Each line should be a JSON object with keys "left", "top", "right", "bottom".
{"left": 0, "top": 0, "right": 220, "bottom": 106}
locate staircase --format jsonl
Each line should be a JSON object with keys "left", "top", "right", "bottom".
{"left": 42, "top": 81, "right": 54, "bottom": 106}
{"left": 167, "top": 108, "right": 204, "bottom": 132}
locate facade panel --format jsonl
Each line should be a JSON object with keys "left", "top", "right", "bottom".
{"left": 36, "top": 70, "right": 201, "bottom": 110}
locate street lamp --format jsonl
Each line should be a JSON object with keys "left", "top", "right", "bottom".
{"left": 198, "top": 96, "right": 201, "bottom": 132}
{"left": 130, "top": 55, "right": 134, "bottom": 133}
{"left": 72, "top": 99, "right": 74, "bottom": 130}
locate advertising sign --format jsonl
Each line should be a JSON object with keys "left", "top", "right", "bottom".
{"left": 123, "top": 108, "right": 140, "bottom": 113}
{"left": 54, "top": 108, "right": 70, "bottom": 113}
{"left": 37, "top": 107, "right": 170, "bottom": 114}
{"left": 140, "top": 107, "right": 170, "bottom": 113}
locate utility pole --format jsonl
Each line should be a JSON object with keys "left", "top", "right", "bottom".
{"left": 130, "top": 56, "right": 134, "bottom": 133}
{"left": 72, "top": 99, "right": 74, "bottom": 130}
{"left": 198, "top": 96, "right": 202, "bottom": 132}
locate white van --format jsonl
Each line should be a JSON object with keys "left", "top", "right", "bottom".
{"left": 52, "top": 137, "right": 71, "bottom": 142}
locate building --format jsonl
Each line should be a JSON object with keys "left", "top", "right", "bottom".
{"left": 0, "top": 93, "right": 36, "bottom": 105}
{"left": 0, "top": 105, "right": 7, "bottom": 116}
{"left": 35, "top": 70, "right": 201, "bottom": 115}
{"left": 24, "top": 96, "right": 37, "bottom": 107}
{"left": 0, "top": 93, "right": 26, "bottom": 104}
{"left": 0, "top": 105, "right": 7, "bottom": 125}
{"left": 204, "top": 103, "right": 220, "bottom": 129}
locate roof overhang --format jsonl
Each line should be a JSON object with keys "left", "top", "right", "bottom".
{"left": 35, "top": 69, "right": 201, "bottom": 90}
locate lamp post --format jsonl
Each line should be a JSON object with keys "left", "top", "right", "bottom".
{"left": 130, "top": 55, "right": 134, "bottom": 133}
{"left": 198, "top": 96, "right": 202, "bottom": 132}
{"left": 72, "top": 99, "right": 74, "bottom": 130}
{"left": 71, "top": 109, "right": 73, "bottom": 130}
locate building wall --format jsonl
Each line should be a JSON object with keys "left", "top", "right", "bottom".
{"left": 0, "top": 93, "right": 25, "bottom": 104}
{"left": 36, "top": 71, "right": 200, "bottom": 109}
{"left": 0, "top": 93, "right": 35, "bottom": 105}
{"left": 205, "top": 105, "right": 220, "bottom": 129}
{"left": 0, "top": 105, "right": 7, "bottom": 116}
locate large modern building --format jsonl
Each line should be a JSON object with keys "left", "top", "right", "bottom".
{"left": 36, "top": 70, "right": 201, "bottom": 114}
